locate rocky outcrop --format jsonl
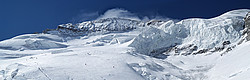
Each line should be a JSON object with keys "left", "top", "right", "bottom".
{"left": 43, "top": 18, "right": 145, "bottom": 36}
{"left": 244, "top": 12, "right": 250, "bottom": 41}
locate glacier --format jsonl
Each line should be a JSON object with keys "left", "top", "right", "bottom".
{"left": 0, "top": 9, "right": 250, "bottom": 80}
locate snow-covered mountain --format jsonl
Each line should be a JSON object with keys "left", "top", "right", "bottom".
{"left": 0, "top": 9, "right": 250, "bottom": 80}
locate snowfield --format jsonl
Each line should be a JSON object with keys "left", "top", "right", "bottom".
{"left": 0, "top": 9, "right": 250, "bottom": 80}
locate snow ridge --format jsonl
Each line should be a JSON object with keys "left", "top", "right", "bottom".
{"left": 44, "top": 18, "right": 145, "bottom": 36}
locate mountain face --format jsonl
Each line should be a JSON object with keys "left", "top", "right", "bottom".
{"left": 44, "top": 18, "right": 144, "bottom": 36}
{"left": 0, "top": 9, "right": 250, "bottom": 80}
{"left": 130, "top": 10, "right": 246, "bottom": 57}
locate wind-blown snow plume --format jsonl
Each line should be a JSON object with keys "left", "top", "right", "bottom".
{"left": 97, "top": 8, "right": 140, "bottom": 20}
{"left": 72, "top": 8, "right": 177, "bottom": 22}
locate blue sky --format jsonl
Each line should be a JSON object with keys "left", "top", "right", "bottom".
{"left": 0, "top": 0, "right": 249, "bottom": 40}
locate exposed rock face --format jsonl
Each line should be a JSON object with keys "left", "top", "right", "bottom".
{"left": 244, "top": 12, "right": 250, "bottom": 41}
{"left": 43, "top": 18, "right": 145, "bottom": 36}
{"left": 245, "top": 12, "right": 250, "bottom": 28}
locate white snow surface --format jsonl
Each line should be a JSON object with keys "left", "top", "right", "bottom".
{"left": 0, "top": 9, "right": 250, "bottom": 80}
{"left": 207, "top": 41, "right": 250, "bottom": 80}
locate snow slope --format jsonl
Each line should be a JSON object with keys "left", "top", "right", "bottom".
{"left": 207, "top": 41, "right": 250, "bottom": 80}
{"left": 0, "top": 9, "right": 250, "bottom": 80}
